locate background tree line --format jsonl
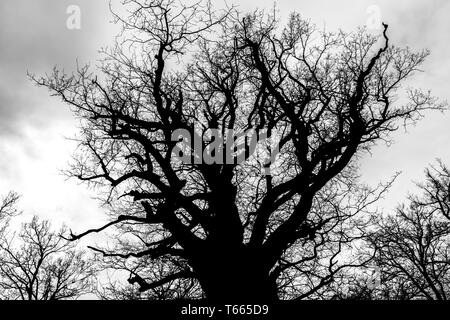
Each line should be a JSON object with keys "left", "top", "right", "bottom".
{"left": 2, "top": 161, "right": 450, "bottom": 300}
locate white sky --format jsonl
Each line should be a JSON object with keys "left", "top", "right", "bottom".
{"left": 0, "top": 0, "right": 449, "bottom": 235}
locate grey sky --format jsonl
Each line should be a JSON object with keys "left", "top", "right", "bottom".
{"left": 0, "top": 0, "right": 114, "bottom": 229}
{"left": 0, "top": 0, "right": 449, "bottom": 232}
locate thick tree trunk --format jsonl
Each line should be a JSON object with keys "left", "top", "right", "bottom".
{"left": 192, "top": 248, "right": 278, "bottom": 302}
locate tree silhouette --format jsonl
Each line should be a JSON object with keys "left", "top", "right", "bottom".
{"left": 329, "top": 161, "right": 450, "bottom": 300}
{"left": 365, "top": 161, "right": 450, "bottom": 300}
{"left": 0, "top": 191, "right": 20, "bottom": 220}
{"left": 0, "top": 191, "right": 20, "bottom": 238}
{"left": 416, "top": 160, "right": 450, "bottom": 221}
{"left": 369, "top": 204, "right": 450, "bottom": 300}
{"left": 33, "top": 0, "right": 444, "bottom": 301}
{"left": 0, "top": 216, "right": 96, "bottom": 300}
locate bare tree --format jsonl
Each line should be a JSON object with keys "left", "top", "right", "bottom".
{"left": 337, "top": 161, "right": 450, "bottom": 300}
{"left": 0, "top": 191, "right": 20, "bottom": 220}
{"left": 33, "top": 0, "right": 445, "bottom": 301}
{"left": 416, "top": 160, "right": 450, "bottom": 221}
{"left": 369, "top": 204, "right": 450, "bottom": 300}
{"left": 0, "top": 192, "right": 21, "bottom": 239}
{"left": 0, "top": 216, "right": 96, "bottom": 300}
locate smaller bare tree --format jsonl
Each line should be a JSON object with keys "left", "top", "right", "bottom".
{"left": 0, "top": 216, "right": 96, "bottom": 300}
{"left": 415, "top": 160, "right": 450, "bottom": 221}
{"left": 0, "top": 192, "right": 21, "bottom": 241}
{"left": 352, "top": 161, "right": 450, "bottom": 300}
{"left": 370, "top": 206, "right": 450, "bottom": 300}
{"left": 0, "top": 192, "right": 20, "bottom": 219}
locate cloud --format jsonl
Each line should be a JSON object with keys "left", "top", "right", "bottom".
{"left": 0, "top": 0, "right": 115, "bottom": 138}
{"left": 0, "top": 0, "right": 115, "bottom": 227}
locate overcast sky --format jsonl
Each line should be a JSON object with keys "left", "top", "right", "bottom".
{"left": 0, "top": 0, "right": 449, "bottom": 233}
